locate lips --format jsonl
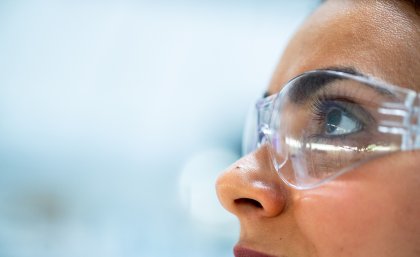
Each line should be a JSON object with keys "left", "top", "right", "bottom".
{"left": 234, "top": 245, "right": 276, "bottom": 257}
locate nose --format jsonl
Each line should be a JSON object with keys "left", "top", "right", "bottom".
{"left": 216, "top": 146, "right": 288, "bottom": 218}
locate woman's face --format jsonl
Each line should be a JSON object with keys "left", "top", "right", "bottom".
{"left": 216, "top": 1, "right": 420, "bottom": 257}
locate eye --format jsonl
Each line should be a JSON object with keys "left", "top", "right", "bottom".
{"left": 324, "top": 106, "right": 362, "bottom": 135}
{"left": 310, "top": 98, "right": 365, "bottom": 137}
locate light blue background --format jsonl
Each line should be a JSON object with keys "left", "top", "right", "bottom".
{"left": 0, "top": 1, "right": 317, "bottom": 256}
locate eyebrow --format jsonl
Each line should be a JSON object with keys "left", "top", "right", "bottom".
{"left": 264, "top": 66, "right": 391, "bottom": 103}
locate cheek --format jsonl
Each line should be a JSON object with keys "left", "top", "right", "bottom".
{"left": 292, "top": 171, "right": 420, "bottom": 256}
{"left": 294, "top": 182, "right": 375, "bottom": 255}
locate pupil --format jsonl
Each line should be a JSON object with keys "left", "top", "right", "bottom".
{"left": 326, "top": 108, "right": 342, "bottom": 133}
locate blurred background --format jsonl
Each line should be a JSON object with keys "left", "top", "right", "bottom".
{"left": 0, "top": 1, "right": 317, "bottom": 256}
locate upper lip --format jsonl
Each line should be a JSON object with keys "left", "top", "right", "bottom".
{"left": 234, "top": 245, "right": 276, "bottom": 257}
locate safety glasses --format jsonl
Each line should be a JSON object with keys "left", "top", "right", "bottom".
{"left": 243, "top": 69, "right": 420, "bottom": 189}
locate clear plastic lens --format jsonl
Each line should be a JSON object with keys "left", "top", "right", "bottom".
{"left": 242, "top": 104, "right": 259, "bottom": 156}
{"left": 244, "top": 70, "right": 418, "bottom": 189}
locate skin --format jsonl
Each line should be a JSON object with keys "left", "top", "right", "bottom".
{"left": 216, "top": 1, "right": 420, "bottom": 257}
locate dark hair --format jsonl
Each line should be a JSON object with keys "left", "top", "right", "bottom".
{"left": 405, "top": 0, "right": 420, "bottom": 15}
{"left": 407, "top": 0, "right": 420, "bottom": 10}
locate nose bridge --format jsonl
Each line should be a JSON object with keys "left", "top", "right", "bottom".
{"left": 216, "top": 146, "right": 288, "bottom": 218}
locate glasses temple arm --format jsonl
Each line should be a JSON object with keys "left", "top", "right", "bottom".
{"left": 377, "top": 93, "right": 420, "bottom": 150}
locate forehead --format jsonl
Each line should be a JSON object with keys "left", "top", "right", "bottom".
{"left": 269, "top": 0, "right": 420, "bottom": 93}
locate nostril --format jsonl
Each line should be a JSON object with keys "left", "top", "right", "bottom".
{"left": 234, "top": 198, "right": 263, "bottom": 208}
